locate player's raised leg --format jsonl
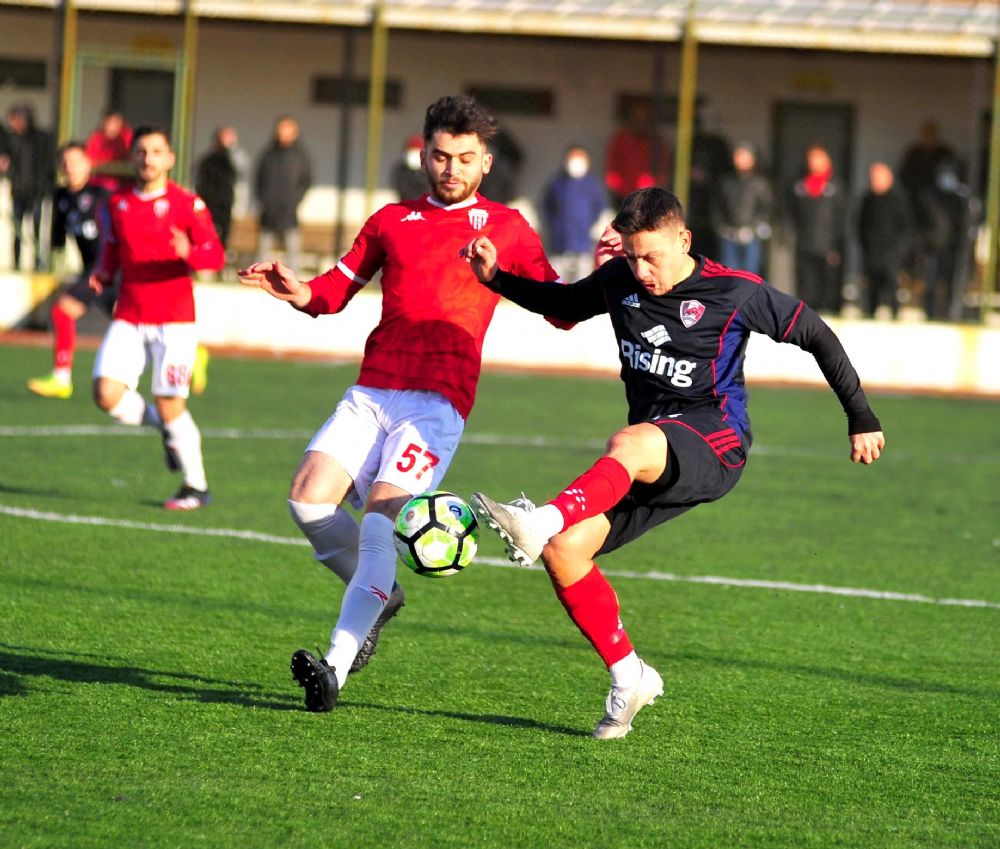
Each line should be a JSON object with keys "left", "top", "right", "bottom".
{"left": 27, "top": 294, "right": 87, "bottom": 399}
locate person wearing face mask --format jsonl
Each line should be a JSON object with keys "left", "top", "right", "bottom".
{"left": 542, "top": 145, "right": 609, "bottom": 282}
{"left": 392, "top": 134, "right": 429, "bottom": 201}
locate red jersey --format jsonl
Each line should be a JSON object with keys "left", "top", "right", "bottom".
{"left": 86, "top": 126, "right": 134, "bottom": 192}
{"left": 98, "top": 181, "right": 224, "bottom": 324}
{"left": 302, "top": 193, "right": 564, "bottom": 418}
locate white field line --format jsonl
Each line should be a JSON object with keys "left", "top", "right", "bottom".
{"left": 1, "top": 504, "right": 997, "bottom": 611}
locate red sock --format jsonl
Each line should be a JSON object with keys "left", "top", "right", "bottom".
{"left": 555, "top": 564, "right": 634, "bottom": 668}
{"left": 549, "top": 456, "right": 632, "bottom": 529}
{"left": 51, "top": 303, "right": 76, "bottom": 370}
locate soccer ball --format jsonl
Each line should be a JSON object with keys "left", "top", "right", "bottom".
{"left": 393, "top": 491, "right": 479, "bottom": 578}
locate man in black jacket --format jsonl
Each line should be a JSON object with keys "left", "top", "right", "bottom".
{"left": 255, "top": 116, "right": 312, "bottom": 270}
{"left": 0, "top": 104, "right": 53, "bottom": 270}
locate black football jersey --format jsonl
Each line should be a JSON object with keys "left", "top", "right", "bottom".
{"left": 51, "top": 182, "right": 108, "bottom": 272}
{"left": 489, "top": 255, "right": 880, "bottom": 443}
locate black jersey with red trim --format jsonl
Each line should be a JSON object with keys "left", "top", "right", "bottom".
{"left": 487, "top": 255, "right": 881, "bottom": 443}
{"left": 51, "top": 182, "right": 108, "bottom": 272}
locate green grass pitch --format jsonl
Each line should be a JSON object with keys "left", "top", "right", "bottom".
{"left": 1, "top": 342, "right": 998, "bottom": 848}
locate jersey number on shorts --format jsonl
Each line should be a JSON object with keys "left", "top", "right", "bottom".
{"left": 396, "top": 443, "right": 440, "bottom": 480}
{"left": 165, "top": 365, "right": 191, "bottom": 387}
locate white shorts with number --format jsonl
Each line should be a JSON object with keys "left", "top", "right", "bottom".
{"left": 93, "top": 320, "right": 197, "bottom": 399}
{"left": 307, "top": 385, "right": 465, "bottom": 508}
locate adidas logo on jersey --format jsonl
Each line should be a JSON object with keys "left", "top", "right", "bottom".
{"left": 641, "top": 324, "right": 671, "bottom": 346}
{"left": 401, "top": 211, "right": 425, "bottom": 222}
{"left": 621, "top": 293, "right": 641, "bottom": 309}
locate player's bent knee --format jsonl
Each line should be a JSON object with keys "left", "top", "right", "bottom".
{"left": 92, "top": 378, "right": 123, "bottom": 412}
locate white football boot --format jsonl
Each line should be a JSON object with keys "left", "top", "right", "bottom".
{"left": 593, "top": 661, "right": 664, "bottom": 740}
{"left": 470, "top": 492, "right": 545, "bottom": 567}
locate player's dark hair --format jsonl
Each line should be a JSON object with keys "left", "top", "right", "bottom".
{"left": 131, "top": 124, "right": 172, "bottom": 150}
{"left": 612, "top": 188, "right": 686, "bottom": 235}
{"left": 423, "top": 96, "right": 498, "bottom": 145}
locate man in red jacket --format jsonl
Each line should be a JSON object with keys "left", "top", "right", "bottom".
{"left": 90, "top": 126, "right": 224, "bottom": 510}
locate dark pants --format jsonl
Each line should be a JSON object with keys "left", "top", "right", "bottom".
{"left": 12, "top": 195, "right": 44, "bottom": 270}
{"left": 796, "top": 250, "right": 841, "bottom": 314}
{"left": 862, "top": 264, "right": 900, "bottom": 317}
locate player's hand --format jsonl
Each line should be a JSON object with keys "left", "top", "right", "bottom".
{"left": 88, "top": 273, "right": 105, "bottom": 295}
{"left": 594, "top": 224, "right": 623, "bottom": 268}
{"left": 238, "top": 260, "right": 308, "bottom": 304}
{"left": 461, "top": 236, "right": 498, "bottom": 282}
{"left": 849, "top": 431, "right": 884, "bottom": 465}
{"left": 170, "top": 226, "right": 191, "bottom": 260}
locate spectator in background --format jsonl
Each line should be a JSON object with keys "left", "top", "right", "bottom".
{"left": 391, "top": 134, "right": 428, "bottom": 201}
{"left": 481, "top": 127, "right": 524, "bottom": 204}
{"left": 899, "top": 121, "right": 957, "bottom": 208}
{"left": 856, "top": 162, "right": 913, "bottom": 319}
{"left": 916, "top": 158, "right": 980, "bottom": 321}
{"left": 255, "top": 116, "right": 312, "bottom": 270}
{"left": 687, "top": 103, "right": 732, "bottom": 258}
{"left": 86, "top": 110, "right": 134, "bottom": 193}
{"left": 712, "top": 142, "right": 772, "bottom": 276}
{"left": 196, "top": 126, "right": 240, "bottom": 250}
{"left": 605, "top": 100, "right": 670, "bottom": 210}
{"left": 788, "top": 144, "right": 846, "bottom": 314}
{"left": 27, "top": 142, "right": 110, "bottom": 399}
{"left": 0, "top": 104, "right": 53, "bottom": 271}
{"left": 542, "top": 145, "right": 608, "bottom": 282}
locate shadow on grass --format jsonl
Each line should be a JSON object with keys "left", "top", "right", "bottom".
{"left": 0, "top": 643, "right": 586, "bottom": 735}
{"left": 0, "top": 645, "right": 300, "bottom": 711}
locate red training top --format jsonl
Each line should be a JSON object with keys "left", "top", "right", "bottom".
{"left": 301, "top": 193, "right": 566, "bottom": 419}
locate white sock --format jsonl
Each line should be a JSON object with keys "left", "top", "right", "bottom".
{"left": 324, "top": 512, "right": 397, "bottom": 688}
{"left": 287, "top": 499, "right": 360, "bottom": 584}
{"left": 54, "top": 367, "right": 71, "bottom": 384}
{"left": 609, "top": 651, "right": 642, "bottom": 689}
{"left": 164, "top": 409, "right": 208, "bottom": 491}
{"left": 532, "top": 503, "right": 565, "bottom": 541}
{"left": 108, "top": 389, "right": 161, "bottom": 428}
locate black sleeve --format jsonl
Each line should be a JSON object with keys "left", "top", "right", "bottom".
{"left": 50, "top": 189, "right": 67, "bottom": 250}
{"left": 485, "top": 268, "right": 609, "bottom": 323}
{"left": 741, "top": 285, "right": 881, "bottom": 435}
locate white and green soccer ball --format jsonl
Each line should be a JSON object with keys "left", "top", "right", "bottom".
{"left": 393, "top": 491, "right": 479, "bottom": 578}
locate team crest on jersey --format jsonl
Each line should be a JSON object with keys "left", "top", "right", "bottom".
{"left": 154, "top": 198, "right": 170, "bottom": 218}
{"left": 468, "top": 208, "right": 488, "bottom": 230}
{"left": 680, "top": 299, "right": 706, "bottom": 328}
{"left": 79, "top": 194, "right": 93, "bottom": 212}
{"left": 193, "top": 197, "right": 206, "bottom": 212}
{"left": 116, "top": 199, "right": 129, "bottom": 211}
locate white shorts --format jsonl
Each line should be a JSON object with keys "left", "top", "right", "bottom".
{"left": 93, "top": 320, "right": 198, "bottom": 399}
{"left": 307, "top": 385, "right": 465, "bottom": 508}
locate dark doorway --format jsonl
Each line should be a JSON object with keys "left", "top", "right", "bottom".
{"left": 109, "top": 67, "right": 175, "bottom": 131}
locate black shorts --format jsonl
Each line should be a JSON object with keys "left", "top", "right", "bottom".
{"left": 597, "top": 409, "right": 747, "bottom": 556}
{"left": 64, "top": 276, "right": 117, "bottom": 316}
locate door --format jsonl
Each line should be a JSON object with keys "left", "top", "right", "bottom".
{"left": 109, "top": 67, "right": 175, "bottom": 131}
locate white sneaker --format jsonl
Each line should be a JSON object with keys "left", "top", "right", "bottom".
{"left": 470, "top": 491, "right": 544, "bottom": 567}
{"left": 593, "top": 661, "right": 664, "bottom": 740}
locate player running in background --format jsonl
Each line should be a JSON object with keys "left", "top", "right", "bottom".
{"left": 90, "top": 126, "right": 224, "bottom": 510}
{"left": 465, "top": 187, "right": 885, "bottom": 739}
{"left": 27, "top": 142, "right": 110, "bottom": 399}
{"left": 238, "top": 95, "right": 570, "bottom": 712}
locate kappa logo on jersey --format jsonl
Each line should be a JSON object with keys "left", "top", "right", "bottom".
{"left": 401, "top": 210, "right": 425, "bottom": 222}
{"left": 680, "top": 299, "right": 706, "bottom": 328}
{"left": 620, "top": 338, "right": 697, "bottom": 387}
{"left": 154, "top": 198, "right": 170, "bottom": 218}
{"left": 621, "top": 293, "right": 641, "bottom": 309}
{"left": 116, "top": 199, "right": 129, "bottom": 211}
{"left": 468, "top": 208, "right": 488, "bottom": 230}
{"left": 641, "top": 324, "right": 671, "bottom": 346}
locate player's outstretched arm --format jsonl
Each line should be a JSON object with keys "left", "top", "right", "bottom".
{"left": 850, "top": 431, "right": 884, "bottom": 465}
{"left": 461, "top": 236, "right": 499, "bottom": 283}
{"left": 238, "top": 260, "right": 311, "bottom": 308}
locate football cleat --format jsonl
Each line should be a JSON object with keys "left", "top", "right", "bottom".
{"left": 27, "top": 373, "right": 73, "bottom": 399}
{"left": 350, "top": 581, "right": 405, "bottom": 673}
{"left": 191, "top": 345, "right": 210, "bottom": 396}
{"left": 470, "top": 491, "right": 544, "bottom": 567}
{"left": 291, "top": 649, "right": 340, "bottom": 712}
{"left": 593, "top": 661, "right": 664, "bottom": 740}
{"left": 162, "top": 431, "right": 181, "bottom": 473}
{"left": 163, "top": 484, "right": 211, "bottom": 511}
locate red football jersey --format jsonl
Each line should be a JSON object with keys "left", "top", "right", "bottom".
{"left": 98, "top": 181, "right": 224, "bottom": 324}
{"left": 302, "top": 193, "right": 565, "bottom": 418}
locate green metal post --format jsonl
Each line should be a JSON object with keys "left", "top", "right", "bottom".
{"left": 176, "top": 1, "right": 199, "bottom": 185}
{"left": 57, "top": 0, "right": 78, "bottom": 144}
{"left": 365, "top": 0, "right": 388, "bottom": 217}
{"left": 673, "top": 0, "right": 699, "bottom": 210}
{"left": 982, "top": 39, "right": 1000, "bottom": 320}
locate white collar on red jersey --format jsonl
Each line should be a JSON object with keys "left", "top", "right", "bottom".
{"left": 132, "top": 185, "right": 169, "bottom": 202}
{"left": 425, "top": 193, "right": 481, "bottom": 211}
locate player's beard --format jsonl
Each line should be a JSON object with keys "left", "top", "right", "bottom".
{"left": 428, "top": 172, "right": 482, "bottom": 206}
